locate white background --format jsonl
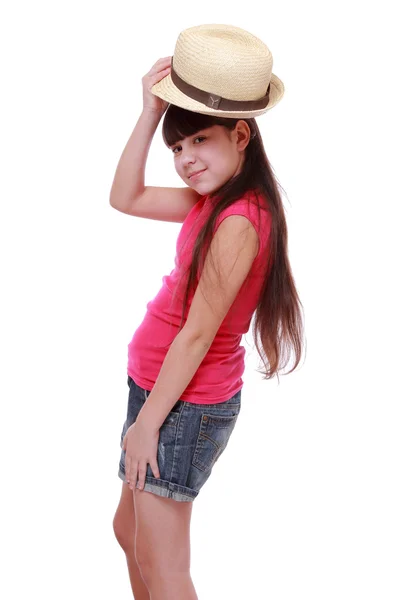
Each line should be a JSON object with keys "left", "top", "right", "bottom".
{"left": 1, "top": 1, "right": 399, "bottom": 598}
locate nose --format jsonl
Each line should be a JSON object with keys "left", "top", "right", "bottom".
{"left": 180, "top": 148, "right": 196, "bottom": 167}
{"left": 182, "top": 157, "right": 196, "bottom": 169}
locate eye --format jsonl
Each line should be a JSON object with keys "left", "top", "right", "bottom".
{"left": 171, "top": 136, "right": 206, "bottom": 154}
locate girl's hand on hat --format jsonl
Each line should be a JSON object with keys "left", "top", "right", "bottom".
{"left": 122, "top": 420, "right": 161, "bottom": 491}
{"left": 142, "top": 56, "right": 171, "bottom": 116}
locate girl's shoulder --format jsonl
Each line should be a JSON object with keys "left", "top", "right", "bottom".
{"left": 214, "top": 189, "right": 271, "bottom": 231}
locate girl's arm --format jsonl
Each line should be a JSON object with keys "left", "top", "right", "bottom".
{"left": 137, "top": 328, "right": 212, "bottom": 432}
{"left": 109, "top": 109, "right": 162, "bottom": 212}
{"left": 109, "top": 107, "right": 200, "bottom": 222}
{"left": 109, "top": 56, "right": 170, "bottom": 211}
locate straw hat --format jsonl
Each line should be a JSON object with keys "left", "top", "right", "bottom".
{"left": 151, "top": 24, "right": 285, "bottom": 119}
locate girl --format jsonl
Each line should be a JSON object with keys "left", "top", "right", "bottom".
{"left": 110, "top": 24, "right": 304, "bottom": 600}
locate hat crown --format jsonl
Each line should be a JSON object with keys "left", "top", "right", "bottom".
{"left": 173, "top": 24, "right": 273, "bottom": 102}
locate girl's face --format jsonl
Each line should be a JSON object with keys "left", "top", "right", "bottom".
{"left": 170, "top": 121, "right": 250, "bottom": 194}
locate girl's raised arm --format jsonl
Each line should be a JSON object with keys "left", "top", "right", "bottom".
{"left": 109, "top": 57, "right": 171, "bottom": 210}
{"left": 109, "top": 57, "right": 200, "bottom": 222}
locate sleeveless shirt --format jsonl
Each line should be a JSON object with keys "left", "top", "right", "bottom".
{"left": 127, "top": 188, "right": 272, "bottom": 404}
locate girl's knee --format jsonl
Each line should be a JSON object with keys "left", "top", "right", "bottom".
{"left": 113, "top": 482, "right": 137, "bottom": 551}
{"left": 112, "top": 512, "right": 135, "bottom": 552}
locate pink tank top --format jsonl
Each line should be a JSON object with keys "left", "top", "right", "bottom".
{"left": 127, "top": 189, "right": 272, "bottom": 404}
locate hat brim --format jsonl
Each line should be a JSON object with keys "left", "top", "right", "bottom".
{"left": 151, "top": 72, "right": 285, "bottom": 119}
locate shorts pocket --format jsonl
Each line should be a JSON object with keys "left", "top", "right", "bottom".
{"left": 144, "top": 390, "right": 181, "bottom": 428}
{"left": 192, "top": 413, "right": 239, "bottom": 472}
{"left": 161, "top": 410, "right": 180, "bottom": 427}
{"left": 145, "top": 407, "right": 180, "bottom": 478}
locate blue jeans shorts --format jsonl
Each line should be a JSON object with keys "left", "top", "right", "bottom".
{"left": 118, "top": 376, "right": 242, "bottom": 502}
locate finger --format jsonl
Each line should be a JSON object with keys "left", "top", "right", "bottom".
{"left": 148, "top": 58, "right": 171, "bottom": 76}
{"left": 137, "top": 462, "right": 147, "bottom": 490}
{"left": 149, "top": 458, "right": 160, "bottom": 479}
{"left": 156, "top": 56, "right": 172, "bottom": 64}
{"left": 146, "top": 67, "right": 171, "bottom": 83}
{"left": 150, "top": 67, "right": 171, "bottom": 83}
{"left": 125, "top": 454, "right": 131, "bottom": 483}
{"left": 128, "top": 462, "right": 138, "bottom": 490}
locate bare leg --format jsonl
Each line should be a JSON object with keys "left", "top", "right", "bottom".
{"left": 125, "top": 550, "right": 150, "bottom": 600}
{"left": 145, "top": 571, "right": 198, "bottom": 600}
{"left": 133, "top": 487, "right": 198, "bottom": 600}
{"left": 113, "top": 481, "right": 150, "bottom": 599}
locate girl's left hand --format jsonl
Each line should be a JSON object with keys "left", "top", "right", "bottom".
{"left": 122, "top": 419, "right": 161, "bottom": 491}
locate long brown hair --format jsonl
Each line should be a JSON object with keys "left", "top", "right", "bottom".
{"left": 162, "top": 104, "right": 305, "bottom": 381}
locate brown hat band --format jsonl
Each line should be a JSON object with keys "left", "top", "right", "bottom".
{"left": 170, "top": 57, "right": 271, "bottom": 112}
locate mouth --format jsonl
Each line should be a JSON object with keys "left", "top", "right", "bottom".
{"left": 188, "top": 169, "right": 206, "bottom": 180}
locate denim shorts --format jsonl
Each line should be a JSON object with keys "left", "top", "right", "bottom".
{"left": 118, "top": 376, "right": 242, "bottom": 502}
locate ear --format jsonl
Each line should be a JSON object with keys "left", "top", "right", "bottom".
{"left": 235, "top": 120, "right": 251, "bottom": 152}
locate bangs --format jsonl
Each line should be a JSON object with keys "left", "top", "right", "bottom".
{"left": 162, "top": 104, "right": 230, "bottom": 147}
